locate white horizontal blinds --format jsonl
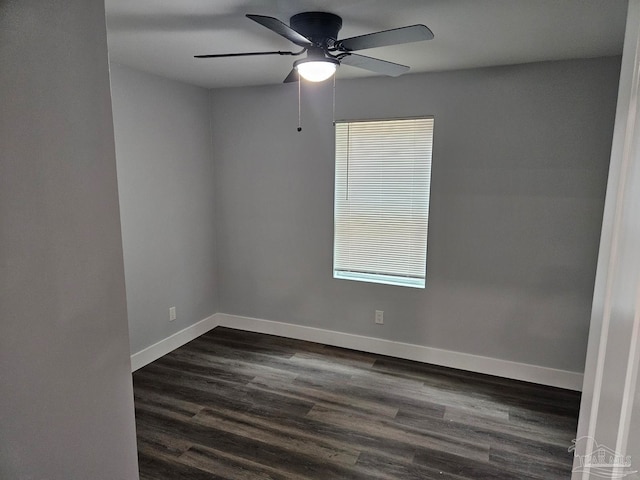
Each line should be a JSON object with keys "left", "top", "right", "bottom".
{"left": 334, "top": 118, "right": 433, "bottom": 287}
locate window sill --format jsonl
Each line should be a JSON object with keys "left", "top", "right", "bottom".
{"left": 333, "top": 271, "right": 425, "bottom": 289}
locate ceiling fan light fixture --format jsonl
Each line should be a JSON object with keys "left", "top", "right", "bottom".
{"left": 294, "top": 57, "right": 339, "bottom": 82}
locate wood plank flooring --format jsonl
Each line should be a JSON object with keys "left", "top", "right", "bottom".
{"left": 133, "top": 327, "right": 580, "bottom": 479}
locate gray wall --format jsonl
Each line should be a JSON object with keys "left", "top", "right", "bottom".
{"left": 212, "top": 57, "right": 620, "bottom": 373}
{"left": 0, "top": 1, "right": 139, "bottom": 479}
{"left": 110, "top": 63, "right": 218, "bottom": 355}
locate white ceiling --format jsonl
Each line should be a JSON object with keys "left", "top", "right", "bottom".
{"left": 105, "top": 0, "right": 628, "bottom": 89}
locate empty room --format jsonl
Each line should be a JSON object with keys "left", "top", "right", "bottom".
{"left": 2, "top": 1, "right": 640, "bottom": 479}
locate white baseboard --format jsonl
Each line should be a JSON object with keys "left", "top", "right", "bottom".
{"left": 130, "top": 311, "right": 583, "bottom": 390}
{"left": 215, "top": 313, "right": 584, "bottom": 391}
{"left": 130, "top": 314, "right": 219, "bottom": 372}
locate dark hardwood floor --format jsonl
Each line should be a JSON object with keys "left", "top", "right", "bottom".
{"left": 133, "top": 327, "right": 580, "bottom": 479}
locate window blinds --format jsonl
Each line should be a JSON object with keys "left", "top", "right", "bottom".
{"left": 333, "top": 117, "right": 434, "bottom": 288}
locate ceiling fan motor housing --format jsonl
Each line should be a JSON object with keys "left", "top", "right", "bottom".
{"left": 290, "top": 12, "right": 343, "bottom": 47}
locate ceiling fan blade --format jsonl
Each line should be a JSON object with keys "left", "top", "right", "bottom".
{"left": 340, "top": 54, "right": 410, "bottom": 77}
{"left": 246, "top": 14, "right": 312, "bottom": 47}
{"left": 337, "top": 24, "right": 433, "bottom": 52}
{"left": 195, "top": 50, "right": 299, "bottom": 59}
{"left": 283, "top": 69, "right": 299, "bottom": 83}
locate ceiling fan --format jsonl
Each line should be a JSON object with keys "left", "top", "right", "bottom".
{"left": 195, "top": 12, "right": 434, "bottom": 83}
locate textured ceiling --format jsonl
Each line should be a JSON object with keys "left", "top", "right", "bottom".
{"left": 105, "top": 0, "right": 628, "bottom": 89}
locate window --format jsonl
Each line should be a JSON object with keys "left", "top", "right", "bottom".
{"left": 333, "top": 117, "right": 434, "bottom": 288}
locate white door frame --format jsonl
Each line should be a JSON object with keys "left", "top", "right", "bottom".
{"left": 573, "top": 1, "right": 640, "bottom": 478}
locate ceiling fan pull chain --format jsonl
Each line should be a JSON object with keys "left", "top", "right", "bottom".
{"left": 332, "top": 75, "right": 336, "bottom": 126}
{"left": 297, "top": 78, "right": 302, "bottom": 132}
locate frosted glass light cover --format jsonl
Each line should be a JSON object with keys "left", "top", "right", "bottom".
{"left": 296, "top": 60, "right": 337, "bottom": 82}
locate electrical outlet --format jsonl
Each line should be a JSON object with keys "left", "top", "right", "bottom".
{"left": 169, "top": 306, "right": 176, "bottom": 321}
{"left": 375, "top": 310, "right": 384, "bottom": 324}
